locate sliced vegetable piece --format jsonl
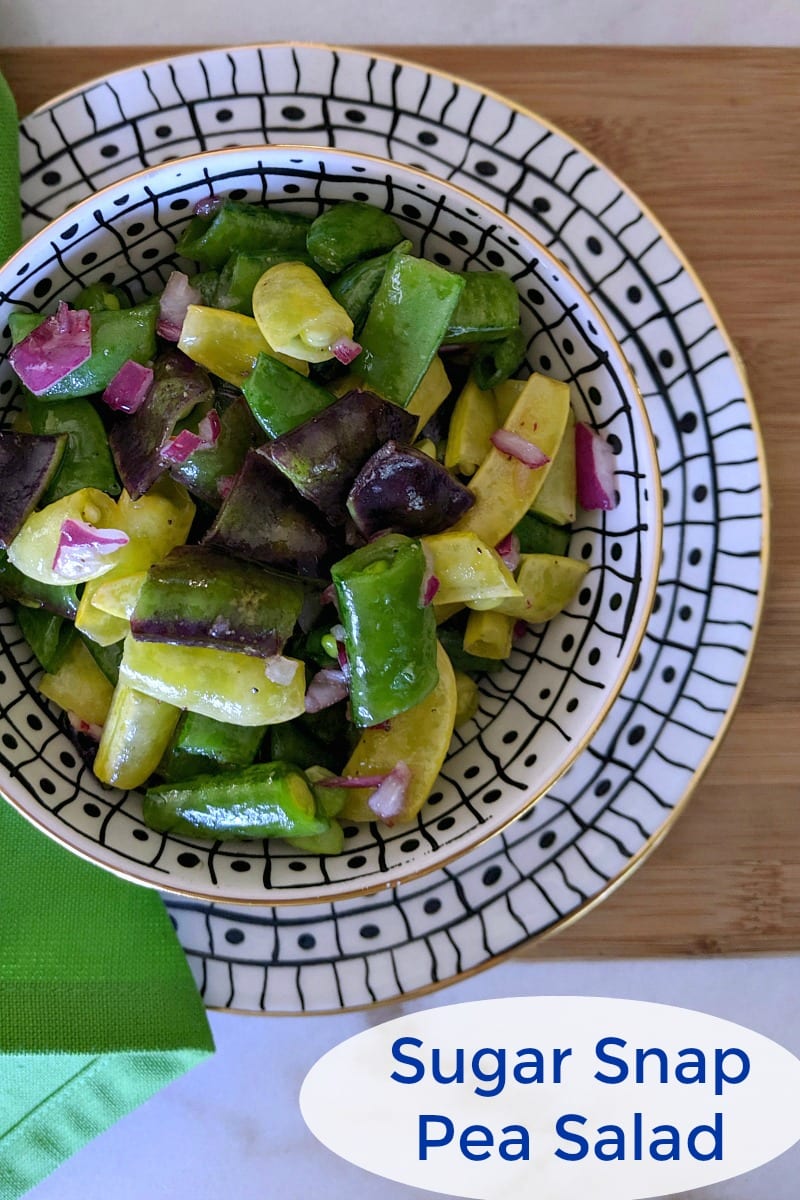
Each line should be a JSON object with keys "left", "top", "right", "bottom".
{"left": 453, "top": 669, "right": 479, "bottom": 726}
{"left": 109, "top": 348, "right": 214, "bottom": 499}
{"left": 7, "top": 487, "right": 121, "bottom": 585}
{"left": 0, "top": 548, "right": 79, "bottom": 617}
{"left": 331, "top": 533, "right": 438, "bottom": 728}
{"left": 15, "top": 606, "right": 74, "bottom": 674}
{"left": 119, "top": 637, "right": 306, "bottom": 726}
{"left": 328, "top": 240, "right": 412, "bottom": 333}
{"left": 143, "top": 761, "right": 329, "bottom": 840}
{"left": 38, "top": 635, "right": 115, "bottom": 727}
{"left": 243, "top": 351, "right": 336, "bottom": 438}
{"left": 74, "top": 535, "right": 153, "bottom": 647}
{"left": 338, "top": 641, "right": 456, "bottom": 823}
{"left": 405, "top": 354, "right": 451, "bottom": 436}
{"left": 463, "top": 609, "right": 515, "bottom": 659}
{"left": 93, "top": 684, "right": 182, "bottom": 789}
{"left": 531, "top": 408, "right": 576, "bottom": 525}
{"left": 215, "top": 249, "right": 321, "bottom": 315}
{"left": 453, "top": 373, "right": 571, "bottom": 546}
{"left": 0, "top": 430, "right": 67, "bottom": 548}
{"left": 263, "top": 388, "right": 416, "bottom": 526}
{"left": 358, "top": 254, "right": 465, "bottom": 408}
{"left": 27, "top": 395, "right": 120, "bottom": 500}
{"left": 421, "top": 531, "right": 522, "bottom": 607}
{"left": 176, "top": 199, "right": 312, "bottom": 269}
{"left": 445, "top": 271, "right": 520, "bottom": 344}
{"left": 252, "top": 262, "right": 356, "bottom": 364}
{"left": 116, "top": 475, "right": 196, "bottom": 560}
{"left": 203, "top": 449, "right": 331, "bottom": 579}
{"left": 307, "top": 201, "right": 404, "bottom": 275}
{"left": 178, "top": 305, "right": 309, "bottom": 385}
{"left": 80, "top": 636, "right": 124, "bottom": 686}
{"left": 472, "top": 324, "right": 527, "bottom": 390}
{"left": 488, "top": 554, "right": 590, "bottom": 624}
{"left": 346, "top": 440, "right": 474, "bottom": 538}
{"left": 444, "top": 377, "right": 498, "bottom": 477}
{"left": 130, "top": 544, "right": 304, "bottom": 657}
{"left": 513, "top": 511, "right": 571, "bottom": 557}
{"left": 158, "top": 711, "right": 266, "bottom": 784}
{"left": 435, "top": 623, "right": 504, "bottom": 675}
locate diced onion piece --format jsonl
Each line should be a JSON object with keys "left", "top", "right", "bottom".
{"left": 304, "top": 666, "right": 349, "bottom": 714}
{"left": 330, "top": 336, "right": 362, "bottom": 365}
{"left": 264, "top": 655, "right": 300, "bottom": 685}
{"left": 330, "top": 623, "right": 346, "bottom": 643}
{"left": 419, "top": 543, "right": 440, "bottom": 606}
{"left": 217, "top": 473, "right": 236, "bottom": 500}
{"left": 367, "top": 761, "right": 412, "bottom": 823}
{"left": 575, "top": 422, "right": 618, "bottom": 510}
{"left": 490, "top": 427, "right": 551, "bottom": 469}
{"left": 193, "top": 194, "right": 222, "bottom": 216}
{"left": 160, "top": 409, "right": 220, "bottom": 463}
{"left": 102, "top": 359, "right": 153, "bottom": 413}
{"left": 9, "top": 302, "right": 92, "bottom": 395}
{"left": 52, "top": 518, "right": 129, "bottom": 580}
{"left": 157, "top": 271, "right": 202, "bottom": 342}
{"left": 495, "top": 532, "right": 521, "bottom": 573}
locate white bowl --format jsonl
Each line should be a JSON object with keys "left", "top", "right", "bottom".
{"left": 0, "top": 145, "right": 661, "bottom": 903}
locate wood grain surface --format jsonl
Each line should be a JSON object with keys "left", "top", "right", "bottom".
{"left": 1, "top": 46, "right": 797, "bottom": 959}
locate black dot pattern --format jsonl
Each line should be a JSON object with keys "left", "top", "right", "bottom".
{"left": 3, "top": 44, "right": 765, "bottom": 1016}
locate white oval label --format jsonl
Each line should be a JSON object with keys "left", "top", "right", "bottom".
{"left": 300, "top": 996, "right": 800, "bottom": 1199}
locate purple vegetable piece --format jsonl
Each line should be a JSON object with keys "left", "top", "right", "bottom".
{"left": 169, "top": 394, "right": 262, "bottom": 509}
{"left": 108, "top": 349, "right": 214, "bottom": 499}
{"left": 0, "top": 430, "right": 68, "bottom": 548}
{"left": 347, "top": 440, "right": 475, "bottom": 538}
{"left": 263, "top": 388, "right": 417, "bottom": 525}
{"left": 203, "top": 449, "right": 332, "bottom": 579}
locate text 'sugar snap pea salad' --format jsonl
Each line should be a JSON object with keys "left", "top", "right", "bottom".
{"left": 0, "top": 195, "right": 618, "bottom": 855}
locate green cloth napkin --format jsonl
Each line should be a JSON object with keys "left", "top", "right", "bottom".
{"left": 0, "top": 73, "right": 214, "bottom": 1200}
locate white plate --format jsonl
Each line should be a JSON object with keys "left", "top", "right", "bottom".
{"left": 14, "top": 43, "right": 766, "bottom": 1012}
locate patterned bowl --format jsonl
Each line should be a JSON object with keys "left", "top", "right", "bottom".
{"left": 0, "top": 145, "right": 661, "bottom": 904}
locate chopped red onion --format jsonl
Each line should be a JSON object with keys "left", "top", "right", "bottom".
{"left": 575, "top": 422, "right": 618, "bottom": 510}
{"left": 330, "top": 623, "right": 346, "bottom": 643}
{"left": 160, "top": 409, "right": 220, "bottom": 463}
{"left": 513, "top": 619, "right": 528, "bottom": 640}
{"left": 315, "top": 772, "right": 390, "bottom": 789}
{"left": 264, "top": 655, "right": 300, "bottom": 685}
{"left": 320, "top": 582, "right": 337, "bottom": 608}
{"left": 68, "top": 711, "right": 104, "bottom": 741}
{"left": 193, "top": 194, "right": 223, "bottom": 217}
{"left": 157, "top": 271, "right": 201, "bottom": 342}
{"left": 9, "top": 302, "right": 92, "bottom": 395}
{"left": 367, "top": 761, "right": 412, "bottom": 823}
{"left": 490, "top": 428, "right": 551, "bottom": 469}
{"left": 304, "top": 667, "right": 350, "bottom": 714}
{"left": 495, "top": 532, "right": 521, "bottom": 573}
{"left": 102, "top": 359, "right": 153, "bottom": 414}
{"left": 217, "top": 474, "right": 236, "bottom": 500}
{"left": 330, "top": 336, "right": 362, "bottom": 365}
{"left": 419, "top": 542, "right": 440, "bottom": 606}
{"left": 336, "top": 640, "right": 350, "bottom": 680}
{"left": 52, "top": 518, "right": 129, "bottom": 580}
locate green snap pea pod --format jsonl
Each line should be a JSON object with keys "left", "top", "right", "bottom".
{"left": 176, "top": 200, "right": 312, "bottom": 270}
{"left": 27, "top": 395, "right": 120, "bottom": 499}
{"left": 243, "top": 352, "right": 336, "bottom": 438}
{"left": 436, "top": 624, "right": 504, "bottom": 676}
{"left": 158, "top": 711, "right": 267, "bottom": 784}
{"left": 328, "top": 240, "right": 412, "bottom": 334}
{"left": 269, "top": 720, "right": 341, "bottom": 776}
{"left": 471, "top": 325, "right": 527, "bottom": 390}
{"left": 81, "top": 635, "right": 125, "bottom": 686}
{"left": 445, "top": 271, "right": 520, "bottom": 344}
{"left": 513, "top": 511, "right": 571, "bottom": 557}
{"left": 130, "top": 544, "right": 304, "bottom": 658}
{"left": 0, "top": 548, "right": 79, "bottom": 617}
{"left": 331, "top": 533, "right": 438, "bottom": 728}
{"left": 15, "top": 605, "right": 74, "bottom": 674}
{"left": 358, "top": 254, "right": 465, "bottom": 408}
{"left": 143, "top": 761, "right": 330, "bottom": 840}
{"left": 9, "top": 303, "right": 158, "bottom": 400}
{"left": 188, "top": 270, "right": 220, "bottom": 306}
{"left": 306, "top": 201, "right": 404, "bottom": 275}
{"left": 215, "top": 250, "right": 320, "bottom": 315}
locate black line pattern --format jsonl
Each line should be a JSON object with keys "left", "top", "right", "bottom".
{"left": 6, "top": 45, "right": 765, "bottom": 1014}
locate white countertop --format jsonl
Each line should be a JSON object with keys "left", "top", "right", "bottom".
{"left": 21, "top": 957, "right": 800, "bottom": 1200}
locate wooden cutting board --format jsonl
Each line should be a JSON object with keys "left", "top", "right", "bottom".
{"left": 1, "top": 46, "right": 797, "bottom": 958}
